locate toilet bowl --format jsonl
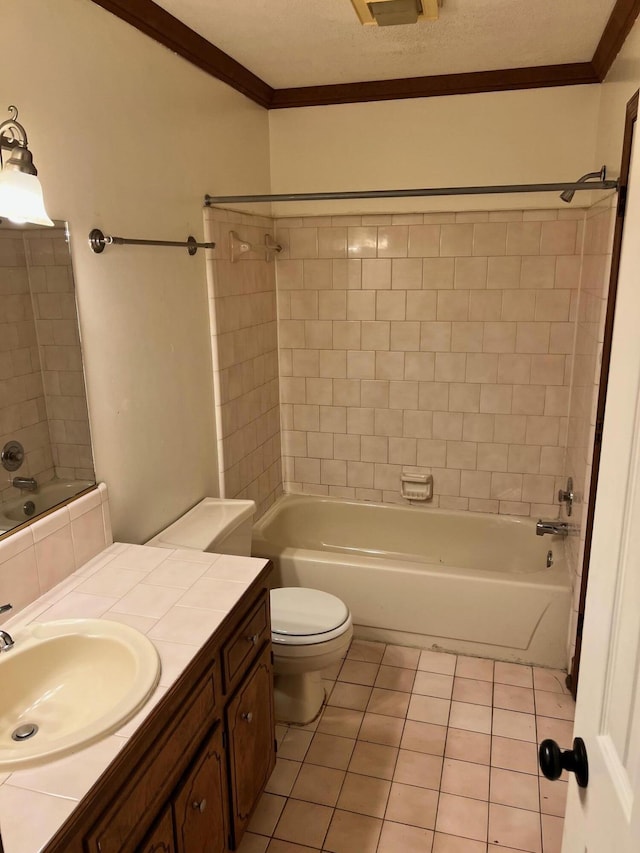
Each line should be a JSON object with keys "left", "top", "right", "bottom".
{"left": 270, "top": 587, "right": 353, "bottom": 725}
{"left": 146, "top": 498, "right": 353, "bottom": 724}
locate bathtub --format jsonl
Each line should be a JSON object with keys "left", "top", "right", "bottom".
{"left": 0, "top": 479, "right": 95, "bottom": 534}
{"left": 252, "top": 494, "right": 571, "bottom": 668}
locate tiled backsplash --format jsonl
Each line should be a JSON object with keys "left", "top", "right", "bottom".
{"left": 205, "top": 208, "right": 283, "bottom": 519}
{"left": 0, "top": 484, "right": 112, "bottom": 620}
{"left": 276, "top": 210, "right": 584, "bottom": 517}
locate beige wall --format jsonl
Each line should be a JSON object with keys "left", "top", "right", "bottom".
{"left": 1, "top": 0, "right": 271, "bottom": 542}
{"left": 269, "top": 87, "right": 602, "bottom": 216}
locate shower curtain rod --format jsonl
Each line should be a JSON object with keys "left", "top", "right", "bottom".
{"left": 204, "top": 180, "right": 618, "bottom": 205}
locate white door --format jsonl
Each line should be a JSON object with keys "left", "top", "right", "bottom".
{"left": 561, "top": 131, "right": 640, "bottom": 850}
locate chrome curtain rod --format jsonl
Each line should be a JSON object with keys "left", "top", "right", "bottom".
{"left": 88, "top": 229, "right": 216, "bottom": 256}
{"left": 204, "top": 180, "right": 618, "bottom": 205}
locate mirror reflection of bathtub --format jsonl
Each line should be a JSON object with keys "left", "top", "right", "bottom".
{"left": 0, "top": 222, "right": 95, "bottom": 537}
{"left": 0, "top": 479, "right": 95, "bottom": 534}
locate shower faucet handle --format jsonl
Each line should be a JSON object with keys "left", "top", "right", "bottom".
{"left": 557, "top": 477, "right": 574, "bottom": 517}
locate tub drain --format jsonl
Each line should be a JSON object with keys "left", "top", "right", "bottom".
{"left": 11, "top": 723, "right": 38, "bottom": 741}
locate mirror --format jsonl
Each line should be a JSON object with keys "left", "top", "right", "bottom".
{"left": 0, "top": 220, "right": 95, "bottom": 536}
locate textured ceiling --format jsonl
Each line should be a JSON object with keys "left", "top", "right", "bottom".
{"left": 154, "top": 0, "right": 617, "bottom": 88}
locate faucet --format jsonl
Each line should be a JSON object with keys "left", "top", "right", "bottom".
{"left": 536, "top": 520, "right": 569, "bottom": 537}
{"left": 12, "top": 476, "right": 38, "bottom": 492}
{"left": 0, "top": 603, "right": 14, "bottom": 651}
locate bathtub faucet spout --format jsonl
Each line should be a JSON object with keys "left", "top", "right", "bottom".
{"left": 12, "top": 476, "right": 38, "bottom": 492}
{"left": 536, "top": 519, "right": 569, "bottom": 537}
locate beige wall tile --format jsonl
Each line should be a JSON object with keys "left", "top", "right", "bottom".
{"left": 418, "top": 382, "right": 450, "bottom": 411}
{"left": 408, "top": 225, "right": 440, "bottom": 258}
{"left": 423, "top": 258, "right": 455, "bottom": 289}
{"left": 320, "top": 291, "right": 347, "bottom": 320}
{"left": 520, "top": 257, "right": 556, "bottom": 289}
{"left": 276, "top": 207, "right": 585, "bottom": 517}
{"left": 473, "top": 223, "right": 507, "bottom": 256}
{"left": 469, "top": 290, "right": 503, "bottom": 320}
{"left": 440, "top": 224, "right": 473, "bottom": 257}
{"left": 407, "top": 291, "right": 437, "bottom": 320}
{"left": 378, "top": 226, "right": 409, "bottom": 258}
{"left": 487, "top": 257, "right": 521, "bottom": 289}
{"left": 377, "top": 291, "right": 407, "bottom": 321}
{"left": 348, "top": 227, "right": 377, "bottom": 258}
{"left": 437, "top": 291, "right": 469, "bottom": 321}
{"left": 363, "top": 259, "right": 392, "bottom": 289}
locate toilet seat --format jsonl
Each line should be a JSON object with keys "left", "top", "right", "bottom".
{"left": 271, "top": 587, "right": 352, "bottom": 646}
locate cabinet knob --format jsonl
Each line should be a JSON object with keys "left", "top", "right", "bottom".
{"left": 192, "top": 798, "right": 207, "bottom": 813}
{"left": 246, "top": 633, "right": 260, "bottom": 645}
{"left": 241, "top": 711, "right": 254, "bottom": 723}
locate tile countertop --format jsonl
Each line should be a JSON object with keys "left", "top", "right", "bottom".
{"left": 0, "top": 542, "right": 269, "bottom": 853}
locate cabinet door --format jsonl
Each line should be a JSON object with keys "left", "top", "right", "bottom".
{"left": 226, "top": 645, "right": 275, "bottom": 846}
{"left": 139, "top": 806, "right": 175, "bottom": 853}
{"left": 173, "top": 724, "right": 229, "bottom": 853}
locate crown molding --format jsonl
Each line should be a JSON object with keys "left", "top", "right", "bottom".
{"left": 592, "top": 0, "right": 640, "bottom": 80}
{"left": 270, "top": 63, "right": 598, "bottom": 109}
{"left": 91, "top": 0, "right": 639, "bottom": 110}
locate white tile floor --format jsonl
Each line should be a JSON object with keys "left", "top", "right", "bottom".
{"left": 240, "top": 640, "right": 575, "bottom": 853}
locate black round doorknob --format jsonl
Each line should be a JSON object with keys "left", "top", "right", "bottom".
{"left": 539, "top": 737, "right": 589, "bottom": 788}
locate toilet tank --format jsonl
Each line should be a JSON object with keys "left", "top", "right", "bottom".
{"left": 145, "top": 498, "right": 256, "bottom": 556}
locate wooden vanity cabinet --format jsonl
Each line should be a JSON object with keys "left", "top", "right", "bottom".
{"left": 42, "top": 568, "right": 274, "bottom": 853}
{"left": 172, "top": 724, "right": 229, "bottom": 853}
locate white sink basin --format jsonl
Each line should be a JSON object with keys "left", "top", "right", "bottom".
{"left": 0, "top": 619, "right": 161, "bottom": 771}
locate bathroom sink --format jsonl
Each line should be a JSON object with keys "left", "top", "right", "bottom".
{"left": 0, "top": 618, "right": 161, "bottom": 771}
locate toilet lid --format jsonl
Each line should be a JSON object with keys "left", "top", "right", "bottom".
{"left": 271, "top": 588, "right": 349, "bottom": 637}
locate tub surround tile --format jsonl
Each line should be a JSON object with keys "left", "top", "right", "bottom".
{"left": 277, "top": 209, "right": 587, "bottom": 518}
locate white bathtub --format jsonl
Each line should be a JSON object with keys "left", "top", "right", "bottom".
{"left": 0, "top": 479, "right": 95, "bottom": 533}
{"left": 252, "top": 494, "right": 571, "bottom": 668}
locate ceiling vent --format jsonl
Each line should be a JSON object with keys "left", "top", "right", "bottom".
{"left": 350, "top": 0, "right": 441, "bottom": 27}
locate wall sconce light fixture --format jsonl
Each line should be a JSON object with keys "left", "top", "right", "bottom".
{"left": 0, "top": 105, "right": 53, "bottom": 227}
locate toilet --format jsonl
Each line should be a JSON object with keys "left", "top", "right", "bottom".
{"left": 146, "top": 497, "right": 353, "bottom": 724}
{"left": 270, "top": 586, "right": 353, "bottom": 724}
